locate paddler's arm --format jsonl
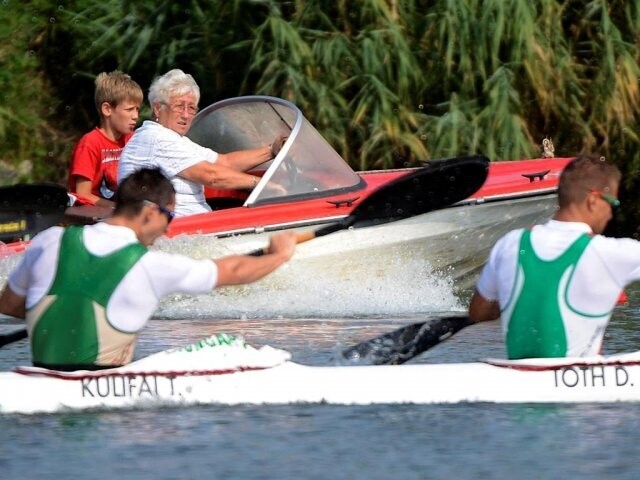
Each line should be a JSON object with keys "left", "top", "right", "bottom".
{"left": 213, "top": 231, "right": 296, "bottom": 286}
{"left": 0, "top": 284, "right": 26, "bottom": 319}
{"left": 468, "top": 289, "right": 500, "bottom": 323}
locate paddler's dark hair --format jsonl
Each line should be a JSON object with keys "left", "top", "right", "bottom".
{"left": 557, "top": 154, "right": 621, "bottom": 208}
{"left": 114, "top": 168, "right": 175, "bottom": 216}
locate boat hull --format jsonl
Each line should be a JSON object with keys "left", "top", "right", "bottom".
{"left": 2, "top": 353, "right": 640, "bottom": 414}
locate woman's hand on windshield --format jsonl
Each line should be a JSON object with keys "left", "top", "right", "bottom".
{"left": 262, "top": 179, "right": 288, "bottom": 196}
{"left": 270, "top": 135, "right": 288, "bottom": 158}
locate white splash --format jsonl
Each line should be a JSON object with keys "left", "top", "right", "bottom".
{"left": 0, "top": 232, "right": 463, "bottom": 321}
{"left": 152, "top": 234, "right": 462, "bottom": 319}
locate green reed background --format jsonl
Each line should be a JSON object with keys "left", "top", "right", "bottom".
{"left": 1, "top": 0, "right": 638, "bottom": 234}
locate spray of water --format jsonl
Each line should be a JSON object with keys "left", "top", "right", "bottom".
{"left": 152, "top": 234, "right": 463, "bottom": 319}
{"left": 0, "top": 233, "right": 463, "bottom": 321}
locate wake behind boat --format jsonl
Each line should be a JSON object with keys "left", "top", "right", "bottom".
{"left": 2, "top": 330, "right": 640, "bottom": 414}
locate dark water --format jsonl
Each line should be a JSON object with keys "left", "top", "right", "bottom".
{"left": 1, "top": 288, "right": 640, "bottom": 479}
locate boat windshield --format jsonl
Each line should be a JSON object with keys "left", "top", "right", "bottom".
{"left": 187, "top": 96, "right": 363, "bottom": 206}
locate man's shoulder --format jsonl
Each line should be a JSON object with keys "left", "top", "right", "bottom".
{"left": 485, "top": 228, "right": 527, "bottom": 262}
{"left": 592, "top": 233, "right": 640, "bottom": 252}
{"left": 27, "top": 226, "right": 65, "bottom": 250}
{"left": 140, "top": 249, "right": 214, "bottom": 269}
{"left": 495, "top": 228, "right": 526, "bottom": 247}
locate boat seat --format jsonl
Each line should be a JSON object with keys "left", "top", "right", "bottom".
{"left": 205, "top": 187, "right": 249, "bottom": 210}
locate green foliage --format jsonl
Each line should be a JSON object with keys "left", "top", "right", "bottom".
{"left": 0, "top": 0, "right": 72, "bottom": 184}
{"left": 1, "top": 0, "right": 640, "bottom": 233}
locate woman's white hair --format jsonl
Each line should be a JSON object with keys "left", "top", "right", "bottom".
{"left": 148, "top": 69, "right": 200, "bottom": 108}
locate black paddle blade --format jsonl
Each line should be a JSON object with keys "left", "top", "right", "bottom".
{"left": 346, "top": 155, "right": 489, "bottom": 229}
{"left": 249, "top": 155, "right": 489, "bottom": 253}
{"left": 342, "top": 314, "right": 472, "bottom": 365}
{"left": 0, "top": 183, "right": 68, "bottom": 243}
{"left": 0, "top": 328, "right": 28, "bottom": 348}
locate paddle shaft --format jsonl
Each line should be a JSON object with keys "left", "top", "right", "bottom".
{"left": 249, "top": 223, "right": 344, "bottom": 256}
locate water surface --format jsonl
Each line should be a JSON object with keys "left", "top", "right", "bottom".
{"left": 1, "top": 243, "right": 639, "bottom": 479}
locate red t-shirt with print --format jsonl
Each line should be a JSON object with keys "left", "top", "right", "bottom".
{"left": 68, "top": 127, "right": 133, "bottom": 199}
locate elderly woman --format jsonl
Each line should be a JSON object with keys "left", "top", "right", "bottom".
{"left": 118, "top": 69, "right": 284, "bottom": 216}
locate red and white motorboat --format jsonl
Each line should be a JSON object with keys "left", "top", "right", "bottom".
{"left": 164, "top": 96, "right": 570, "bottom": 292}
{"left": 0, "top": 96, "right": 570, "bottom": 315}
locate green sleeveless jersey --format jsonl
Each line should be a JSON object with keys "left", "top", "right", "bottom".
{"left": 503, "top": 229, "right": 592, "bottom": 359}
{"left": 28, "top": 226, "right": 147, "bottom": 368}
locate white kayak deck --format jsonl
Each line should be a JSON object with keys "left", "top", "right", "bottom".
{"left": 2, "top": 335, "right": 640, "bottom": 414}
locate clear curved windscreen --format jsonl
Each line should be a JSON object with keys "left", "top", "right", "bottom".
{"left": 187, "top": 97, "right": 362, "bottom": 205}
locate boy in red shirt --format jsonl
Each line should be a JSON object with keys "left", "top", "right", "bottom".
{"left": 68, "top": 71, "right": 143, "bottom": 206}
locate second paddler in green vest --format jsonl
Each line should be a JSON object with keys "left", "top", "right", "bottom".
{"left": 468, "top": 154, "right": 640, "bottom": 359}
{"left": 0, "top": 167, "right": 296, "bottom": 371}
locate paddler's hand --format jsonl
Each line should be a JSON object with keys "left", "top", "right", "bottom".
{"left": 266, "top": 231, "right": 296, "bottom": 261}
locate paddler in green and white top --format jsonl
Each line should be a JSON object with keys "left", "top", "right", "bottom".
{"left": 0, "top": 167, "right": 296, "bottom": 371}
{"left": 469, "top": 154, "right": 640, "bottom": 358}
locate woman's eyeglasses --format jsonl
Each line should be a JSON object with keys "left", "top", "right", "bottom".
{"left": 165, "top": 102, "right": 198, "bottom": 116}
{"left": 144, "top": 200, "right": 175, "bottom": 223}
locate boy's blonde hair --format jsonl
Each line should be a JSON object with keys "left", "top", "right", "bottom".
{"left": 94, "top": 71, "right": 143, "bottom": 113}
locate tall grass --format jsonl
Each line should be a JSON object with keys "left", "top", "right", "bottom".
{"left": 0, "top": 0, "right": 73, "bottom": 183}
{"left": 2, "top": 0, "right": 639, "bottom": 232}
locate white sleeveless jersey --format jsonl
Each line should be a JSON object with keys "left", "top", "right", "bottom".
{"left": 476, "top": 220, "right": 640, "bottom": 356}
{"left": 8, "top": 223, "right": 217, "bottom": 333}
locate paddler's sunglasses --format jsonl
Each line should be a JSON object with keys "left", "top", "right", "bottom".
{"left": 144, "top": 200, "right": 175, "bottom": 224}
{"left": 589, "top": 189, "right": 620, "bottom": 210}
